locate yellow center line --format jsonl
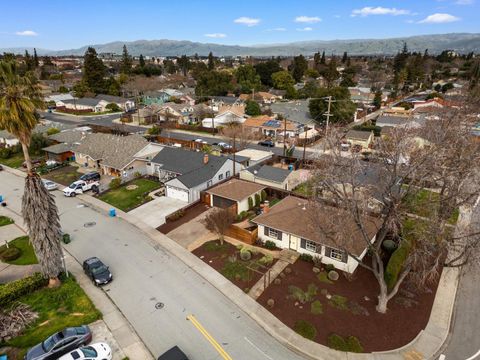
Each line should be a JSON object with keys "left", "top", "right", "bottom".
{"left": 186, "top": 314, "right": 233, "bottom": 360}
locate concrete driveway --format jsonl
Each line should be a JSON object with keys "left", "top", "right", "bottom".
{"left": 128, "top": 196, "right": 187, "bottom": 228}
{"left": 167, "top": 208, "right": 214, "bottom": 250}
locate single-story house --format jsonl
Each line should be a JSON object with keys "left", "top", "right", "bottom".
{"left": 206, "top": 179, "right": 266, "bottom": 214}
{"left": 95, "top": 94, "right": 135, "bottom": 112}
{"left": 375, "top": 115, "right": 425, "bottom": 129}
{"left": 234, "top": 148, "right": 274, "bottom": 167}
{"left": 345, "top": 130, "right": 374, "bottom": 150}
{"left": 242, "top": 116, "right": 302, "bottom": 138}
{"left": 42, "top": 143, "right": 77, "bottom": 162}
{"left": 45, "top": 93, "right": 75, "bottom": 104}
{"left": 0, "top": 130, "right": 19, "bottom": 148}
{"left": 56, "top": 98, "right": 102, "bottom": 113}
{"left": 202, "top": 104, "right": 246, "bottom": 129}
{"left": 270, "top": 100, "right": 315, "bottom": 126}
{"left": 240, "top": 164, "right": 305, "bottom": 191}
{"left": 148, "top": 147, "right": 243, "bottom": 203}
{"left": 252, "top": 196, "right": 380, "bottom": 273}
{"left": 74, "top": 133, "right": 148, "bottom": 177}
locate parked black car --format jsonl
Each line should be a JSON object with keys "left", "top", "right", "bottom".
{"left": 0, "top": 164, "right": 3, "bottom": 171}
{"left": 157, "top": 346, "right": 189, "bottom": 360}
{"left": 257, "top": 140, "right": 275, "bottom": 147}
{"left": 83, "top": 257, "right": 112, "bottom": 286}
{"left": 79, "top": 171, "right": 100, "bottom": 182}
{"left": 25, "top": 325, "right": 92, "bottom": 360}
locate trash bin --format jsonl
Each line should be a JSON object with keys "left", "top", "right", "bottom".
{"left": 0, "top": 195, "right": 3, "bottom": 202}
{"left": 109, "top": 209, "right": 116, "bottom": 217}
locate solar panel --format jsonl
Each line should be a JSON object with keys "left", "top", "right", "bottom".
{"left": 263, "top": 120, "right": 281, "bottom": 128}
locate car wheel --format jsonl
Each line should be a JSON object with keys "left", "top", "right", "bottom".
{"left": 71, "top": 192, "right": 76, "bottom": 197}
{"left": 92, "top": 185, "right": 98, "bottom": 192}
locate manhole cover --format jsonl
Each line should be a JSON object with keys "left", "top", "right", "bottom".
{"left": 84, "top": 222, "right": 96, "bottom": 228}
{"left": 155, "top": 302, "right": 164, "bottom": 309}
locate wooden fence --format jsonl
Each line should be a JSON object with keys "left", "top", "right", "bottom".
{"left": 225, "top": 224, "right": 258, "bottom": 245}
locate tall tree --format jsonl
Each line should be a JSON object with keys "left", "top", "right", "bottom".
{"left": 373, "top": 90, "right": 382, "bottom": 109}
{"left": 309, "top": 87, "right": 356, "bottom": 124}
{"left": 254, "top": 60, "right": 282, "bottom": 87}
{"left": 207, "top": 52, "right": 215, "bottom": 71}
{"left": 177, "top": 55, "right": 190, "bottom": 76}
{"left": 271, "top": 70, "right": 295, "bottom": 90}
{"left": 139, "top": 54, "right": 145, "bottom": 68}
{"left": 235, "top": 64, "right": 261, "bottom": 93}
{"left": 33, "top": 48, "right": 39, "bottom": 68}
{"left": 342, "top": 51, "right": 348, "bottom": 64}
{"left": 82, "top": 47, "right": 106, "bottom": 94}
{"left": 120, "top": 44, "right": 132, "bottom": 75}
{"left": 290, "top": 55, "right": 308, "bottom": 83}
{"left": 322, "top": 58, "right": 340, "bottom": 88}
{"left": 244, "top": 100, "right": 261, "bottom": 116}
{"left": 0, "top": 61, "right": 63, "bottom": 287}
{"left": 320, "top": 51, "right": 326, "bottom": 65}
{"left": 24, "top": 50, "right": 33, "bottom": 71}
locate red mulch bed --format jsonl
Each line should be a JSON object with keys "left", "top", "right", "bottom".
{"left": 157, "top": 202, "right": 209, "bottom": 234}
{"left": 257, "top": 258, "right": 440, "bottom": 352}
{"left": 192, "top": 240, "right": 277, "bottom": 292}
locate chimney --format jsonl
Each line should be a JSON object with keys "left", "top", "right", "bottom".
{"left": 263, "top": 200, "right": 270, "bottom": 214}
{"left": 203, "top": 153, "right": 209, "bottom": 164}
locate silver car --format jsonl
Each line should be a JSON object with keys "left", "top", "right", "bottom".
{"left": 42, "top": 179, "right": 58, "bottom": 191}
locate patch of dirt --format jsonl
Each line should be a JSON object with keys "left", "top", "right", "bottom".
{"left": 157, "top": 202, "right": 209, "bottom": 234}
{"left": 257, "top": 258, "right": 440, "bottom": 352}
{"left": 192, "top": 240, "right": 277, "bottom": 292}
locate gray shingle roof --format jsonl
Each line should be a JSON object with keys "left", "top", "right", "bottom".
{"left": 95, "top": 94, "right": 132, "bottom": 103}
{"left": 42, "top": 142, "right": 77, "bottom": 154}
{"left": 346, "top": 130, "right": 372, "bottom": 141}
{"left": 49, "top": 130, "right": 87, "bottom": 144}
{"left": 62, "top": 98, "right": 100, "bottom": 107}
{"left": 0, "top": 130, "right": 16, "bottom": 140}
{"left": 74, "top": 133, "right": 148, "bottom": 170}
{"left": 253, "top": 165, "right": 291, "bottom": 183}
{"left": 270, "top": 100, "right": 314, "bottom": 125}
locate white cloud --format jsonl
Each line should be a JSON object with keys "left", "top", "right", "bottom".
{"left": 296, "top": 27, "right": 313, "bottom": 31}
{"left": 15, "top": 30, "right": 38, "bottom": 36}
{"left": 455, "top": 0, "right": 474, "bottom": 4}
{"left": 234, "top": 17, "right": 260, "bottom": 27}
{"left": 267, "top": 27, "right": 287, "bottom": 32}
{"left": 295, "top": 16, "right": 321, "bottom": 23}
{"left": 418, "top": 13, "right": 460, "bottom": 23}
{"left": 204, "top": 33, "right": 227, "bottom": 38}
{"left": 351, "top": 7, "right": 411, "bottom": 17}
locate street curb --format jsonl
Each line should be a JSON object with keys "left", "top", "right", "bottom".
{"left": 74, "top": 191, "right": 460, "bottom": 360}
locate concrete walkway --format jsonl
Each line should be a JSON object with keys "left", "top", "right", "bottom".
{"left": 75, "top": 191, "right": 460, "bottom": 360}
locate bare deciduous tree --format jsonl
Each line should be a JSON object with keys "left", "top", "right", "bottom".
{"left": 309, "top": 103, "right": 480, "bottom": 313}
{"left": 202, "top": 208, "right": 234, "bottom": 245}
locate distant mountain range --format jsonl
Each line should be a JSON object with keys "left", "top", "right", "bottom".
{"left": 2, "top": 33, "right": 480, "bottom": 57}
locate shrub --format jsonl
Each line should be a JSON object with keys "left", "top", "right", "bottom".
{"left": 258, "top": 254, "right": 274, "bottom": 266}
{"left": 264, "top": 240, "right": 277, "bottom": 250}
{"left": 328, "top": 270, "right": 339, "bottom": 281}
{"left": 248, "top": 196, "right": 254, "bottom": 210}
{"left": 133, "top": 171, "right": 142, "bottom": 178}
{"left": 267, "top": 298, "right": 275, "bottom": 308}
{"left": 0, "top": 246, "right": 21, "bottom": 261}
{"left": 317, "top": 271, "right": 333, "bottom": 284}
{"left": 311, "top": 300, "right": 323, "bottom": 315}
{"left": 327, "top": 333, "right": 364, "bottom": 353}
{"left": 260, "top": 190, "right": 267, "bottom": 202}
{"left": 147, "top": 125, "right": 162, "bottom": 135}
{"left": 385, "top": 240, "right": 411, "bottom": 290}
{"left": 109, "top": 178, "right": 122, "bottom": 189}
{"left": 382, "top": 239, "right": 397, "bottom": 253}
{"left": 328, "top": 294, "right": 349, "bottom": 310}
{"left": 325, "top": 264, "right": 335, "bottom": 272}
{"left": 288, "top": 284, "right": 317, "bottom": 304}
{"left": 62, "top": 233, "right": 71, "bottom": 244}
{"left": 254, "top": 193, "right": 261, "bottom": 207}
{"left": 106, "top": 103, "right": 122, "bottom": 112}
{"left": 240, "top": 247, "right": 252, "bottom": 261}
{"left": 294, "top": 320, "right": 317, "bottom": 340}
{"left": 46, "top": 127, "right": 60, "bottom": 136}
{"left": 299, "top": 253, "right": 313, "bottom": 263}
{"left": 0, "top": 273, "right": 47, "bottom": 307}
{"left": 312, "top": 255, "right": 323, "bottom": 267}
{"left": 0, "top": 147, "right": 13, "bottom": 159}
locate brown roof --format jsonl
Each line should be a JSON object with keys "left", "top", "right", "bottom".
{"left": 207, "top": 179, "right": 266, "bottom": 202}
{"left": 346, "top": 130, "right": 373, "bottom": 141}
{"left": 252, "top": 196, "right": 381, "bottom": 256}
{"left": 243, "top": 116, "right": 298, "bottom": 132}
{"left": 218, "top": 104, "right": 245, "bottom": 117}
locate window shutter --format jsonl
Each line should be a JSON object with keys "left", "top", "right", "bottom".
{"left": 342, "top": 251, "right": 348, "bottom": 263}
{"left": 325, "top": 247, "right": 332, "bottom": 257}
{"left": 264, "top": 226, "right": 269, "bottom": 236}
{"left": 277, "top": 231, "right": 282, "bottom": 240}
{"left": 300, "top": 239, "right": 306, "bottom": 249}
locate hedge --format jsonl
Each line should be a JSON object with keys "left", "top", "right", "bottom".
{"left": 385, "top": 239, "right": 411, "bottom": 290}
{"left": 327, "top": 333, "right": 364, "bottom": 352}
{"left": 0, "top": 272, "right": 48, "bottom": 308}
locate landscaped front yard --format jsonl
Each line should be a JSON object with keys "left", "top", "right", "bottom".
{"left": 0, "top": 153, "right": 26, "bottom": 168}
{"left": 192, "top": 240, "right": 277, "bottom": 293}
{"left": 257, "top": 257, "right": 440, "bottom": 352}
{"left": 0, "top": 236, "right": 37, "bottom": 266}
{"left": 42, "top": 165, "right": 83, "bottom": 186}
{"left": 1, "top": 275, "right": 101, "bottom": 358}
{"left": 98, "top": 178, "right": 161, "bottom": 211}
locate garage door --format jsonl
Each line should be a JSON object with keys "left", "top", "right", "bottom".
{"left": 166, "top": 185, "right": 189, "bottom": 202}
{"left": 212, "top": 195, "right": 236, "bottom": 209}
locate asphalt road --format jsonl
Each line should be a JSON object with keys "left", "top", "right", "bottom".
{"left": 0, "top": 170, "right": 305, "bottom": 360}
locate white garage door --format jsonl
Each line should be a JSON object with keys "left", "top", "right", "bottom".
{"left": 166, "top": 185, "right": 189, "bottom": 202}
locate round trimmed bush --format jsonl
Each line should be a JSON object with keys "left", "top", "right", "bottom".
{"left": 267, "top": 298, "right": 275, "bottom": 308}
{"left": 382, "top": 239, "right": 397, "bottom": 253}
{"left": 328, "top": 270, "right": 339, "bottom": 281}
{"left": 240, "top": 248, "right": 252, "bottom": 261}
{"left": 0, "top": 246, "right": 21, "bottom": 261}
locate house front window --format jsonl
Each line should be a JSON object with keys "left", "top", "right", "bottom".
{"left": 305, "top": 240, "right": 317, "bottom": 252}
{"left": 218, "top": 174, "right": 224, "bottom": 181}
{"left": 268, "top": 228, "right": 279, "bottom": 239}
{"left": 329, "top": 249, "right": 345, "bottom": 261}
{"left": 226, "top": 171, "right": 231, "bottom": 178}
{"left": 207, "top": 180, "right": 212, "bottom": 187}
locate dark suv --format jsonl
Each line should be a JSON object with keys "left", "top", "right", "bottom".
{"left": 25, "top": 325, "right": 92, "bottom": 360}
{"left": 83, "top": 257, "right": 112, "bottom": 286}
{"left": 79, "top": 172, "right": 100, "bottom": 182}
{"left": 258, "top": 140, "right": 275, "bottom": 147}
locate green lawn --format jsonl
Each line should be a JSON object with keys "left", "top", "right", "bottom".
{"left": 0, "top": 236, "right": 38, "bottom": 265}
{"left": 403, "top": 188, "right": 459, "bottom": 224}
{"left": 0, "top": 153, "right": 25, "bottom": 168}
{"left": 4, "top": 275, "right": 101, "bottom": 351}
{"left": 43, "top": 165, "right": 82, "bottom": 186}
{"left": 0, "top": 215, "right": 14, "bottom": 227}
{"left": 98, "top": 178, "right": 161, "bottom": 211}
{"left": 293, "top": 180, "right": 315, "bottom": 197}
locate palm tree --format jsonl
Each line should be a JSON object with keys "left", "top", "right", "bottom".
{"left": 0, "top": 61, "right": 63, "bottom": 287}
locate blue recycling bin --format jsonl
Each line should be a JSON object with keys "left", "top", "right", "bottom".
{"left": 109, "top": 209, "right": 116, "bottom": 217}
{"left": 288, "top": 164, "right": 294, "bottom": 171}
{"left": 0, "top": 195, "right": 3, "bottom": 202}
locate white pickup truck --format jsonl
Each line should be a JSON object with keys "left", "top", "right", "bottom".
{"left": 63, "top": 180, "right": 100, "bottom": 197}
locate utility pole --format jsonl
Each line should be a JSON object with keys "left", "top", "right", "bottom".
{"left": 283, "top": 117, "right": 287, "bottom": 157}
{"left": 232, "top": 133, "right": 236, "bottom": 176}
{"left": 323, "top": 96, "right": 334, "bottom": 137}
{"left": 302, "top": 125, "right": 308, "bottom": 164}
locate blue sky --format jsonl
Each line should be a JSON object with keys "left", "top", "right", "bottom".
{"left": 1, "top": 0, "right": 479, "bottom": 50}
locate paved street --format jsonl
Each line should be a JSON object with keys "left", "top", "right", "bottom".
{"left": 0, "top": 170, "right": 305, "bottom": 360}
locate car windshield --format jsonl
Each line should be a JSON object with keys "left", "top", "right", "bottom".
{"left": 42, "top": 334, "right": 57, "bottom": 352}
{"left": 68, "top": 183, "right": 78, "bottom": 189}
{"left": 91, "top": 265, "right": 108, "bottom": 274}
{"left": 80, "top": 346, "right": 97, "bottom": 357}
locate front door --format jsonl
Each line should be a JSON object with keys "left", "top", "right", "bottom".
{"left": 289, "top": 235, "right": 299, "bottom": 250}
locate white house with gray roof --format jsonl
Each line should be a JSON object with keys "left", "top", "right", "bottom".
{"left": 148, "top": 147, "right": 243, "bottom": 202}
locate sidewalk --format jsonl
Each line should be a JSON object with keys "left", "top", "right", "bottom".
{"left": 77, "top": 191, "right": 460, "bottom": 360}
